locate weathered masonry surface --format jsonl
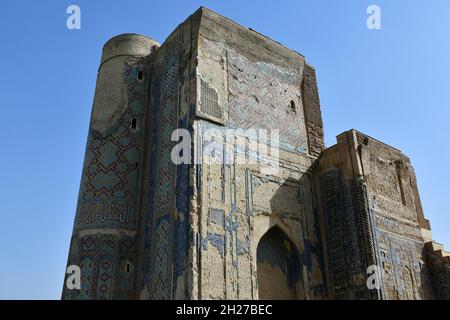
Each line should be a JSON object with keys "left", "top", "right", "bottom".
{"left": 62, "top": 7, "right": 450, "bottom": 300}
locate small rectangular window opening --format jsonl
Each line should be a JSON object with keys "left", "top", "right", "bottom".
{"left": 290, "top": 100, "right": 296, "bottom": 113}
{"left": 131, "top": 118, "right": 138, "bottom": 130}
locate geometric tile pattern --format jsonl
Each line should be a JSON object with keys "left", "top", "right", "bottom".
{"left": 376, "top": 224, "right": 431, "bottom": 299}
{"left": 96, "top": 256, "right": 114, "bottom": 299}
{"left": 200, "top": 77, "right": 222, "bottom": 120}
{"left": 82, "top": 126, "right": 140, "bottom": 203}
{"left": 227, "top": 51, "right": 308, "bottom": 154}
{"left": 64, "top": 61, "right": 147, "bottom": 300}
{"left": 153, "top": 62, "right": 177, "bottom": 220}
{"left": 320, "top": 170, "right": 368, "bottom": 299}
{"left": 79, "top": 256, "right": 94, "bottom": 299}
{"left": 147, "top": 56, "right": 178, "bottom": 299}
{"left": 74, "top": 63, "right": 145, "bottom": 233}
{"left": 136, "top": 31, "right": 193, "bottom": 300}
{"left": 152, "top": 218, "right": 171, "bottom": 299}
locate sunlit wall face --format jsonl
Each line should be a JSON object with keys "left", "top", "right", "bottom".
{"left": 0, "top": 0, "right": 449, "bottom": 299}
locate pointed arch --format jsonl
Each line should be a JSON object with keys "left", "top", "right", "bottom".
{"left": 256, "top": 226, "right": 301, "bottom": 300}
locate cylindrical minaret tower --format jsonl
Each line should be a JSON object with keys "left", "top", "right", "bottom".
{"left": 63, "top": 34, "right": 159, "bottom": 299}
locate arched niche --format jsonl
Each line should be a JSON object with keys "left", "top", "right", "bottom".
{"left": 256, "top": 226, "right": 301, "bottom": 299}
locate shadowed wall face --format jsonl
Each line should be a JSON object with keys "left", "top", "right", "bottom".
{"left": 257, "top": 227, "right": 299, "bottom": 300}
{"left": 316, "top": 130, "right": 437, "bottom": 300}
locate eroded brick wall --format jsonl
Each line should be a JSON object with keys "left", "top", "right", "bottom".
{"left": 356, "top": 132, "right": 435, "bottom": 299}
{"left": 66, "top": 7, "right": 449, "bottom": 301}
{"left": 63, "top": 35, "right": 158, "bottom": 300}
{"left": 425, "top": 242, "right": 450, "bottom": 299}
{"left": 302, "top": 64, "right": 325, "bottom": 157}
{"left": 316, "top": 130, "right": 435, "bottom": 300}
{"left": 136, "top": 12, "right": 200, "bottom": 300}
{"left": 191, "top": 8, "right": 326, "bottom": 300}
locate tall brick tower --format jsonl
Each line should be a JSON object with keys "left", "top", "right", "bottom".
{"left": 63, "top": 7, "right": 450, "bottom": 300}
{"left": 63, "top": 34, "right": 160, "bottom": 299}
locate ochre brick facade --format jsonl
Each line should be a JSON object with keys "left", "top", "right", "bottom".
{"left": 63, "top": 7, "right": 449, "bottom": 300}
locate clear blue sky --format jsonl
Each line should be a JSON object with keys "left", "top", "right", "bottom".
{"left": 0, "top": 0, "right": 449, "bottom": 299}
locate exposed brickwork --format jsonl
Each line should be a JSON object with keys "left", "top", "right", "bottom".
{"left": 425, "top": 242, "right": 450, "bottom": 299}
{"left": 302, "top": 64, "right": 324, "bottom": 157}
{"left": 319, "top": 170, "right": 378, "bottom": 299}
{"left": 316, "top": 130, "right": 439, "bottom": 299}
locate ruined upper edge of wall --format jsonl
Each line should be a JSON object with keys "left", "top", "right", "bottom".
{"left": 100, "top": 33, "right": 161, "bottom": 68}
{"left": 196, "top": 6, "right": 306, "bottom": 70}
{"left": 320, "top": 129, "right": 432, "bottom": 231}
